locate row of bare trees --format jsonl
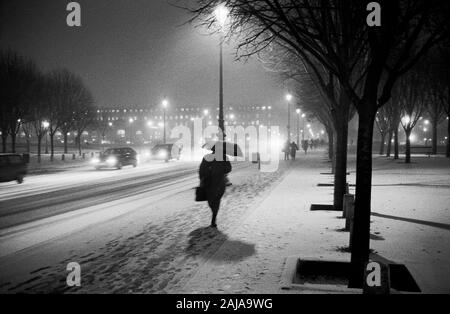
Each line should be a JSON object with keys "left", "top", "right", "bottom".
{"left": 0, "top": 50, "right": 96, "bottom": 160}
{"left": 375, "top": 51, "right": 450, "bottom": 163}
{"left": 184, "top": 0, "right": 450, "bottom": 287}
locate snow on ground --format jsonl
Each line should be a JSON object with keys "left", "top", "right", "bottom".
{"left": 0, "top": 160, "right": 288, "bottom": 293}
{"left": 178, "top": 153, "right": 450, "bottom": 294}
{"left": 1, "top": 150, "right": 449, "bottom": 294}
{"left": 369, "top": 155, "right": 450, "bottom": 293}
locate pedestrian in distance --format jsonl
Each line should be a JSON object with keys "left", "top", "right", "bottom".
{"left": 290, "top": 142, "right": 299, "bottom": 160}
{"left": 283, "top": 140, "right": 290, "bottom": 161}
{"left": 198, "top": 146, "right": 232, "bottom": 228}
{"left": 302, "top": 140, "right": 309, "bottom": 155}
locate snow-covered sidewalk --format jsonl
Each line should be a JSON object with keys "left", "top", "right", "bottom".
{"left": 177, "top": 153, "right": 450, "bottom": 294}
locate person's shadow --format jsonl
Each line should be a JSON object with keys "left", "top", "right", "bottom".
{"left": 186, "top": 227, "right": 256, "bottom": 262}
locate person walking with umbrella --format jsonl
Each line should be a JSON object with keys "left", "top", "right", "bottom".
{"left": 198, "top": 141, "right": 238, "bottom": 228}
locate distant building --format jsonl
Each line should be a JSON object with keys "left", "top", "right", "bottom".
{"left": 94, "top": 104, "right": 283, "bottom": 144}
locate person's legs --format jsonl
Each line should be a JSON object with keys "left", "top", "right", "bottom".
{"left": 208, "top": 199, "right": 220, "bottom": 227}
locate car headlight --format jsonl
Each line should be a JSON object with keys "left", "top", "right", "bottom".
{"left": 91, "top": 158, "right": 100, "bottom": 164}
{"left": 106, "top": 156, "right": 117, "bottom": 165}
{"left": 158, "top": 150, "right": 168, "bottom": 159}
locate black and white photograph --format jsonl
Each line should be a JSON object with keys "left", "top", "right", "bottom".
{"left": 0, "top": 0, "right": 449, "bottom": 300}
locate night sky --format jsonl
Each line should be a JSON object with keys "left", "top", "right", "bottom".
{"left": 0, "top": 0, "right": 285, "bottom": 109}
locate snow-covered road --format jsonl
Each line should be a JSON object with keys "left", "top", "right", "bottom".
{"left": 0, "top": 159, "right": 288, "bottom": 293}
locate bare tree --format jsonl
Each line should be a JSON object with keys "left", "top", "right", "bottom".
{"left": 21, "top": 121, "right": 34, "bottom": 154}
{"left": 375, "top": 107, "right": 390, "bottom": 156}
{"left": 427, "top": 48, "right": 449, "bottom": 155}
{"left": 28, "top": 74, "right": 50, "bottom": 162}
{"left": 397, "top": 69, "right": 428, "bottom": 163}
{"left": 47, "top": 69, "right": 90, "bottom": 160}
{"left": 72, "top": 87, "right": 95, "bottom": 156}
{"left": 259, "top": 47, "right": 356, "bottom": 212}
{"left": 0, "top": 50, "right": 40, "bottom": 153}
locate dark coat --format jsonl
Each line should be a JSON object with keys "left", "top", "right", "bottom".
{"left": 199, "top": 154, "right": 232, "bottom": 202}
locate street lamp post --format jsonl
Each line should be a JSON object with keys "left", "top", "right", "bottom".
{"left": 214, "top": 4, "right": 229, "bottom": 140}
{"left": 286, "top": 94, "right": 293, "bottom": 143}
{"left": 129, "top": 118, "right": 134, "bottom": 144}
{"left": 43, "top": 121, "right": 49, "bottom": 154}
{"left": 301, "top": 113, "right": 306, "bottom": 141}
{"left": 162, "top": 99, "right": 168, "bottom": 143}
{"left": 203, "top": 109, "right": 209, "bottom": 133}
{"left": 296, "top": 109, "right": 301, "bottom": 145}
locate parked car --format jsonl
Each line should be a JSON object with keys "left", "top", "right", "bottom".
{"left": 150, "top": 144, "right": 181, "bottom": 162}
{"left": 91, "top": 147, "right": 138, "bottom": 170}
{"left": 0, "top": 154, "right": 27, "bottom": 184}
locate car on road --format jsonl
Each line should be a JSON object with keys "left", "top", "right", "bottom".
{"left": 0, "top": 154, "right": 27, "bottom": 184}
{"left": 149, "top": 144, "right": 181, "bottom": 162}
{"left": 92, "top": 147, "right": 138, "bottom": 170}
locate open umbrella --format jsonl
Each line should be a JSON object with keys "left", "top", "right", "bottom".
{"left": 202, "top": 140, "right": 243, "bottom": 157}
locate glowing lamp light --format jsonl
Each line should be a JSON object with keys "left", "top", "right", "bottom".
{"left": 214, "top": 4, "right": 229, "bottom": 28}
{"left": 286, "top": 94, "right": 293, "bottom": 102}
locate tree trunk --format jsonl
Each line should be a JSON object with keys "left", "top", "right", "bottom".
{"left": 2, "top": 134, "right": 7, "bottom": 153}
{"left": 386, "top": 129, "right": 393, "bottom": 157}
{"left": 37, "top": 137, "right": 42, "bottom": 163}
{"left": 446, "top": 116, "right": 450, "bottom": 158}
{"left": 333, "top": 121, "right": 348, "bottom": 211}
{"left": 50, "top": 133, "right": 55, "bottom": 162}
{"left": 394, "top": 126, "right": 399, "bottom": 160}
{"left": 64, "top": 133, "right": 68, "bottom": 154}
{"left": 77, "top": 135, "right": 82, "bottom": 155}
{"left": 349, "top": 108, "right": 375, "bottom": 288}
{"left": 378, "top": 132, "right": 386, "bottom": 155}
{"left": 327, "top": 127, "right": 334, "bottom": 161}
{"left": 432, "top": 117, "right": 438, "bottom": 155}
{"left": 11, "top": 133, "right": 16, "bottom": 153}
{"left": 405, "top": 129, "right": 412, "bottom": 164}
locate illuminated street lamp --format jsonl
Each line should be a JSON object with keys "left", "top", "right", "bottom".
{"left": 42, "top": 120, "right": 50, "bottom": 154}
{"left": 286, "top": 94, "right": 293, "bottom": 142}
{"left": 162, "top": 98, "right": 169, "bottom": 143}
{"left": 128, "top": 118, "right": 134, "bottom": 143}
{"left": 296, "top": 108, "right": 301, "bottom": 145}
{"left": 214, "top": 4, "right": 229, "bottom": 139}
